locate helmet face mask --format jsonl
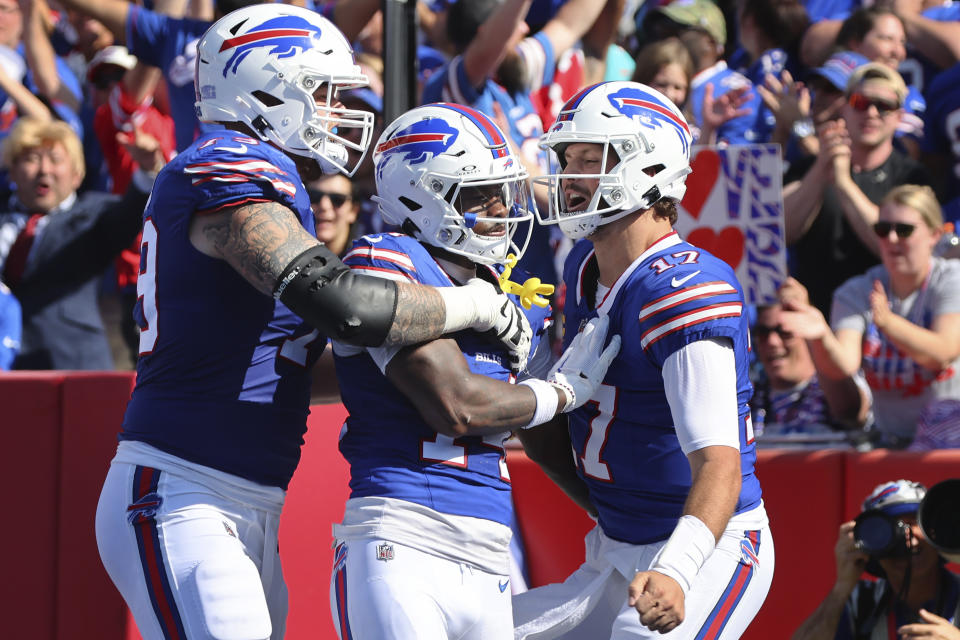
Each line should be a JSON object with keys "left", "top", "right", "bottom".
{"left": 536, "top": 81, "right": 693, "bottom": 240}
{"left": 195, "top": 5, "right": 375, "bottom": 176}
{"left": 373, "top": 103, "right": 535, "bottom": 266}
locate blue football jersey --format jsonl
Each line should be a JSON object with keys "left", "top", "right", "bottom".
{"left": 127, "top": 6, "right": 219, "bottom": 150}
{"left": 333, "top": 233, "right": 552, "bottom": 527}
{"left": 120, "top": 131, "right": 325, "bottom": 490}
{"left": 561, "top": 232, "right": 762, "bottom": 544}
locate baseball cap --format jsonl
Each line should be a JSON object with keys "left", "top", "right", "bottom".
{"left": 86, "top": 46, "right": 137, "bottom": 83}
{"left": 808, "top": 51, "right": 868, "bottom": 92}
{"left": 846, "top": 62, "right": 908, "bottom": 106}
{"left": 647, "top": 0, "right": 726, "bottom": 47}
{"left": 862, "top": 479, "right": 927, "bottom": 517}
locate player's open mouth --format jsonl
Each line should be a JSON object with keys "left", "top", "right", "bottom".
{"left": 565, "top": 191, "right": 589, "bottom": 212}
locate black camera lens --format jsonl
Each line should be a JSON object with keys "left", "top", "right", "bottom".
{"left": 854, "top": 509, "right": 909, "bottom": 557}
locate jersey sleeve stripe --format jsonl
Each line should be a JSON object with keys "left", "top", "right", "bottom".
{"left": 347, "top": 266, "right": 415, "bottom": 283}
{"left": 342, "top": 246, "right": 417, "bottom": 272}
{"left": 638, "top": 282, "right": 738, "bottom": 321}
{"left": 185, "top": 160, "right": 283, "bottom": 172}
{"left": 191, "top": 173, "right": 296, "bottom": 196}
{"left": 195, "top": 197, "right": 272, "bottom": 216}
{"left": 640, "top": 303, "right": 743, "bottom": 349}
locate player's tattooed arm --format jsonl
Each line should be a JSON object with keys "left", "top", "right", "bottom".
{"left": 189, "top": 200, "right": 448, "bottom": 346}
{"left": 190, "top": 200, "right": 317, "bottom": 296}
{"left": 386, "top": 282, "right": 448, "bottom": 347}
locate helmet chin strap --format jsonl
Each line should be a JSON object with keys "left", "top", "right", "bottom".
{"left": 316, "top": 142, "right": 349, "bottom": 175}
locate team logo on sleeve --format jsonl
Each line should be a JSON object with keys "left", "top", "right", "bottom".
{"left": 126, "top": 492, "right": 163, "bottom": 524}
{"left": 375, "top": 118, "right": 459, "bottom": 165}
{"left": 218, "top": 15, "right": 324, "bottom": 76}
{"left": 607, "top": 87, "right": 691, "bottom": 154}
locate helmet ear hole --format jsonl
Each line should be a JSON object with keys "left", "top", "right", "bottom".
{"left": 252, "top": 90, "right": 283, "bottom": 108}
{"left": 399, "top": 196, "right": 422, "bottom": 211}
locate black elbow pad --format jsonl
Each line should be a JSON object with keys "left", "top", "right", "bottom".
{"left": 274, "top": 245, "right": 399, "bottom": 347}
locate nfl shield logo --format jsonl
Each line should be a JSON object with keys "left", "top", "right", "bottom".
{"left": 376, "top": 542, "right": 394, "bottom": 561}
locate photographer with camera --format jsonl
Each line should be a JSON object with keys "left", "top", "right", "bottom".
{"left": 792, "top": 479, "right": 960, "bottom": 640}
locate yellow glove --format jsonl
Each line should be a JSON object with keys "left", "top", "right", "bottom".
{"left": 499, "top": 254, "right": 555, "bottom": 310}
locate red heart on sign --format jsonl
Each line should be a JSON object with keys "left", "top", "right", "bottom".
{"left": 687, "top": 226, "right": 745, "bottom": 270}
{"left": 681, "top": 149, "right": 721, "bottom": 220}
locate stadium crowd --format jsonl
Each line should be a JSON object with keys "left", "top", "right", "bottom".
{"left": 1, "top": 0, "right": 960, "bottom": 457}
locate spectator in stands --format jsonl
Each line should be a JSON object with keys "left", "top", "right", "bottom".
{"left": 783, "top": 185, "right": 960, "bottom": 448}
{"left": 833, "top": 8, "right": 926, "bottom": 159}
{"left": 89, "top": 45, "right": 176, "bottom": 363}
{"left": 0, "top": 117, "right": 164, "bottom": 370}
{"left": 642, "top": 0, "right": 760, "bottom": 145}
{"left": 734, "top": 0, "right": 809, "bottom": 144}
{"left": 55, "top": 0, "right": 382, "bottom": 152}
{"left": 783, "top": 62, "right": 929, "bottom": 317}
{"left": 631, "top": 37, "right": 694, "bottom": 114}
{"left": 306, "top": 172, "right": 358, "bottom": 258}
{"left": 0, "top": 278, "right": 19, "bottom": 369}
{"left": 630, "top": 35, "right": 751, "bottom": 146}
{"left": 751, "top": 277, "right": 871, "bottom": 442}
{"left": 758, "top": 50, "right": 868, "bottom": 161}
{"left": 792, "top": 479, "right": 960, "bottom": 640}
{"left": 424, "top": 0, "right": 613, "bottom": 184}
{"left": 908, "top": 398, "right": 960, "bottom": 450}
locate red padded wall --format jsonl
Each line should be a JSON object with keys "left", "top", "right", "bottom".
{"left": 506, "top": 447, "right": 595, "bottom": 587}
{"left": 56, "top": 373, "right": 136, "bottom": 640}
{"left": 281, "top": 403, "right": 351, "bottom": 640}
{"left": 742, "top": 450, "right": 846, "bottom": 640}
{"left": 1, "top": 372, "right": 65, "bottom": 640}
{"left": 5, "top": 369, "right": 959, "bottom": 640}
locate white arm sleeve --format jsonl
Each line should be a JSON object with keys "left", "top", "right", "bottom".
{"left": 662, "top": 337, "right": 741, "bottom": 455}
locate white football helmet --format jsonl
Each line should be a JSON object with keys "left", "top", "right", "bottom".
{"left": 536, "top": 81, "right": 693, "bottom": 240}
{"left": 194, "top": 4, "right": 374, "bottom": 176}
{"left": 372, "top": 103, "right": 534, "bottom": 266}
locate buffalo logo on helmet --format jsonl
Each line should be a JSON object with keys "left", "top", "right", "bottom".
{"left": 375, "top": 118, "right": 459, "bottom": 165}
{"left": 218, "top": 15, "right": 325, "bottom": 77}
{"left": 608, "top": 87, "right": 691, "bottom": 155}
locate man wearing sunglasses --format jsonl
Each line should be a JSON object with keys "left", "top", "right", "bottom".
{"left": 783, "top": 62, "right": 929, "bottom": 317}
{"left": 306, "top": 173, "right": 359, "bottom": 258}
{"left": 750, "top": 279, "right": 871, "bottom": 443}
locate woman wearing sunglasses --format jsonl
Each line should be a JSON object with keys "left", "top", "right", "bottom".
{"left": 782, "top": 184, "right": 960, "bottom": 448}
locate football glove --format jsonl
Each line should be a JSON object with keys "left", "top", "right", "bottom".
{"left": 549, "top": 315, "right": 621, "bottom": 411}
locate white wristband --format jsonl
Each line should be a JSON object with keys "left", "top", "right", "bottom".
{"left": 437, "top": 285, "right": 484, "bottom": 333}
{"left": 650, "top": 515, "right": 717, "bottom": 595}
{"left": 518, "top": 379, "right": 560, "bottom": 429}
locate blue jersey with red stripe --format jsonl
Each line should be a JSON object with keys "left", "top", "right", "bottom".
{"left": 333, "top": 232, "right": 551, "bottom": 527}
{"left": 120, "top": 131, "right": 325, "bottom": 490}
{"left": 561, "top": 232, "right": 761, "bottom": 544}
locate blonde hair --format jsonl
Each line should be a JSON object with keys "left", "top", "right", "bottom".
{"left": 1, "top": 118, "right": 86, "bottom": 179}
{"left": 882, "top": 184, "right": 943, "bottom": 231}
